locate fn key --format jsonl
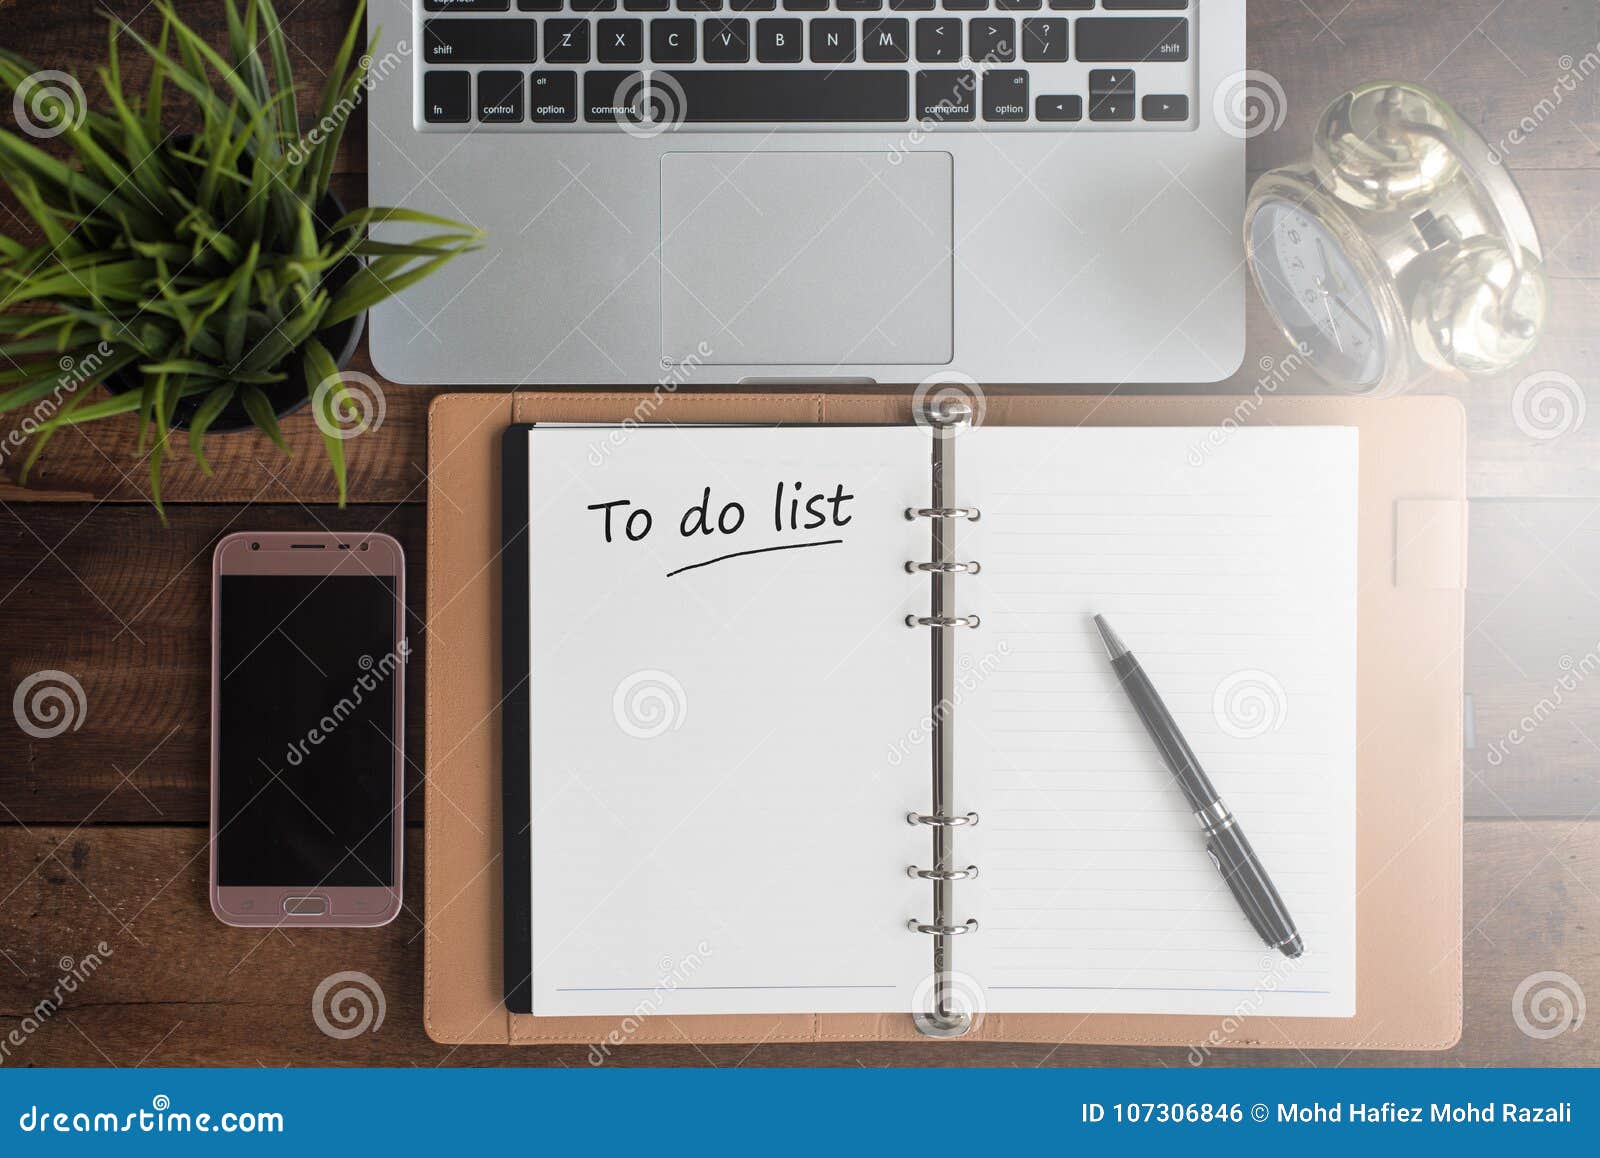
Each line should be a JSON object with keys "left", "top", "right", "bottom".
{"left": 424, "top": 71, "right": 471, "bottom": 123}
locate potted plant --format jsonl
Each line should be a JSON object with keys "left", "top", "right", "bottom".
{"left": 0, "top": 0, "right": 481, "bottom": 515}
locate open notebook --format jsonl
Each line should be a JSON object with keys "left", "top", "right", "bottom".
{"left": 502, "top": 419, "right": 1358, "bottom": 1030}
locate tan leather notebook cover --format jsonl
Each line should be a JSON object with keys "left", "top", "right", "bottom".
{"left": 425, "top": 392, "right": 1464, "bottom": 1050}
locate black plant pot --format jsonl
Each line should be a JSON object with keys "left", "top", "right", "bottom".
{"left": 104, "top": 189, "right": 366, "bottom": 434}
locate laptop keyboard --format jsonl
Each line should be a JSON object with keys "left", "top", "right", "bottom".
{"left": 417, "top": 0, "right": 1196, "bottom": 130}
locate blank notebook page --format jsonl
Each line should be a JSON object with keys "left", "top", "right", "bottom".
{"left": 524, "top": 426, "right": 931, "bottom": 1017}
{"left": 957, "top": 427, "right": 1358, "bottom": 1018}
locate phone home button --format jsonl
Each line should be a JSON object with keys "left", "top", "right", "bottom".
{"left": 283, "top": 895, "right": 328, "bottom": 916}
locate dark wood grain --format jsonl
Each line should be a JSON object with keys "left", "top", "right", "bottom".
{"left": 0, "top": 505, "right": 426, "bottom": 825}
{"left": 1, "top": 0, "right": 1598, "bottom": 1069}
{"left": 0, "top": 2, "right": 1597, "bottom": 503}
{"left": 1, "top": 820, "right": 1592, "bottom": 1066}
{"left": 1468, "top": 499, "right": 1600, "bottom": 818}
{"left": 1, "top": 499, "right": 1595, "bottom": 825}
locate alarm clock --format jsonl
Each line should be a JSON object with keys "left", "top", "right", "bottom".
{"left": 1244, "top": 81, "right": 1548, "bottom": 395}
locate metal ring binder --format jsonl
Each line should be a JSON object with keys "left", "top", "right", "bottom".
{"left": 906, "top": 561, "right": 981, "bottom": 575}
{"left": 908, "top": 865, "right": 979, "bottom": 881}
{"left": 906, "top": 397, "right": 983, "bottom": 1038}
{"left": 905, "top": 614, "right": 981, "bottom": 629}
{"left": 906, "top": 506, "right": 981, "bottom": 522}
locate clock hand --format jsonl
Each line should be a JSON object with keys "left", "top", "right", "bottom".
{"left": 1315, "top": 237, "right": 1347, "bottom": 296}
{"left": 1318, "top": 279, "right": 1345, "bottom": 353}
{"left": 1330, "top": 292, "right": 1375, "bottom": 340}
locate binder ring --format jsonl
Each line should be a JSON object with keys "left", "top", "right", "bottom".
{"left": 906, "top": 560, "right": 981, "bottom": 575}
{"left": 908, "top": 919, "right": 979, "bottom": 936}
{"left": 907, "top": 865, "right": 979, "bottom": 881}
{"left": 907, "top": 811, "right": 979, "bottom": 827}
{"left": 905, "top": 506, "right": 981, "bottom": 522}
{"left": 906, "top": 614, "right": 980, "bottom": 629}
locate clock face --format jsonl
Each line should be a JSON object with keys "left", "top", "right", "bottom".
{"left": 1249, "top": 199, "right": 1387, "bottom": 388}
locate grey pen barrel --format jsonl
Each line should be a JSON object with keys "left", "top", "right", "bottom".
{"left": 1093, "top": 614, "right": 1304, "bottom": 960}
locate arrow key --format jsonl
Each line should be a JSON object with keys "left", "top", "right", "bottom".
{"left": 1034, "top": 93, "right": 1081, "bottom": 122}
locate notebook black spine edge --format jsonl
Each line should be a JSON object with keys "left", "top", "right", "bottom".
{"left": 501, "top": 424, "right": 534, "bottom": 1015}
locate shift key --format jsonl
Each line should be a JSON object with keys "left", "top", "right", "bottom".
{"left": 1074, "top": 17, "right": 1188, "bottom": 62}
{"left": 423, "top": 19, "right": 538, "bottom": 63}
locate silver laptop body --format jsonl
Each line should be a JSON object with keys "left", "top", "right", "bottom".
{"left": 367, "top": 0, "right": 1247, "bottom": 385}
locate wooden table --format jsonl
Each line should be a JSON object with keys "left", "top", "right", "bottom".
{"left": 1, "top": 0, "right": 1597, "bottom": 1067}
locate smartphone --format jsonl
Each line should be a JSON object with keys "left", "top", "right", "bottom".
{"left": 210, "top": 532, "right": 407, "bottom": 927}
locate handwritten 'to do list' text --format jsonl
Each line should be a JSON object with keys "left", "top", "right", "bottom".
{"left": 586, "top": 481, "right": 858, "bottom": 577}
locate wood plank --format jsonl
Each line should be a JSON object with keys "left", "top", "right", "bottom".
{"left": 0, "top": 0, "right": 367, "bottom": 186}
{"left": 1468, "top": 499, "right": 1600, "bottom": 818}
{"left": 3, "top": 281, "right": 1598, "bottom": 504}
{"left": 0, "top": 505, "right": 426, "bottom": 825}
{"left": 1245, "top": 0, "right": 1600, "bottom": 173}
{"left": 2, "top": 489, "right": 1594, "bottom": 825}
{"left": 0, "top": 820, "right": 1592, "bottom": 1065}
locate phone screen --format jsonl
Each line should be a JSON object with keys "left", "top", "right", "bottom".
{"left": 216, "top": 574, "right": 399, "bottom": 888}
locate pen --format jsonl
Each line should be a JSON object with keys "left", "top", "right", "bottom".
{"left": 1092, "top": 614, "right": 1304, "bottom": 959}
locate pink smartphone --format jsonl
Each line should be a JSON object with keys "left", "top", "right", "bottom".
{"left": 209, "top": 531, "right": 406, "bottom": 928}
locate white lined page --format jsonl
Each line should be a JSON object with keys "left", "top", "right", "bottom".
{"left": 525, "top": 426, "right": 931, "bottom": 1017}
{"left": 957, "top": 427, "right": 1358, "bottom": 1018}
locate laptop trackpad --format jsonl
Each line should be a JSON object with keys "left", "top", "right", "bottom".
{"left": 660, "top": 151, "right": 953, "bottom": 367}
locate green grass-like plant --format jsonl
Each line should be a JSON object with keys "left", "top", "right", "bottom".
{"left": 0, "top": 0, "right": 482, "bottom": 514}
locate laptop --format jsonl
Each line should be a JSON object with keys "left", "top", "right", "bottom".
{"left": 367, "top": 0, "right": 1246, "bottom": 385}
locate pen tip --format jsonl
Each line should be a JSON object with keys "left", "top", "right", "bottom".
{"left": 1092, "top": 614, "right": 1128, "bottom": 661}
{"left": 1281, "top": 934, "right": 1305, "bottom": 959}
